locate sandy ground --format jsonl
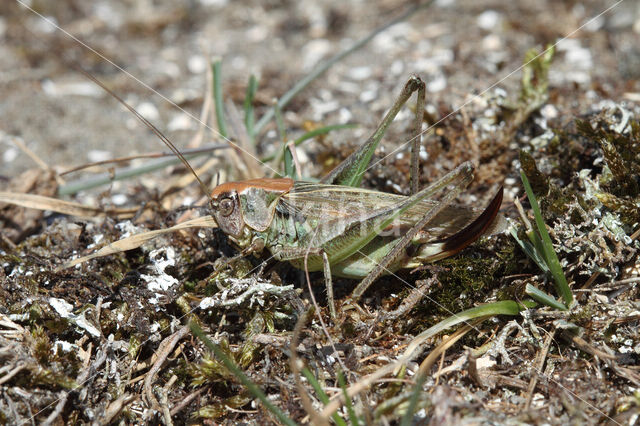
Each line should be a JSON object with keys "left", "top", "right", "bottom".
{"left": 1, "top": 1, "right": 638, "bottom": 182}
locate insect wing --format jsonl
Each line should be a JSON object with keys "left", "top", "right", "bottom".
{"left": 280, "top": 181, "right": 497, "bottom": 241}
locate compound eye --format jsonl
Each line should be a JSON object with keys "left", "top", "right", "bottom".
{"left": 218, "top": 197, "right": 235, "bottom": 217}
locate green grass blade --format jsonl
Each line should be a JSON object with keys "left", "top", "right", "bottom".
{"left": 400, "top": 378, "right": 424, "bottom": 426}
{"left": 244, "top": 74, "right": 258, "bottom": 143}
{"left": 520, "top": 171, "right": 573, "bottom": 307}
{"left": 253, "top": 2, "right": 431, "bottom": 135}
{"left": 509, "top": 227, "right": 550, "bottom": 274}
{"left": 411, "top": 300, "right": 533, "bottom": 344}
{"left": 189, "top": 321, "right": 297, "bottom": 426}
{"left": 273, "top": 99, "right": 287, "bottom": 142}
{"left": 301, "top": 367, "right": 347, "bottom": 426}
{"left": 284, "top": 145, "right": 296, "bottom": 179}
{"left": 293, "top": 123, "right": 357, "bottom": 146}
{"left": 337, "top": 370, "right": 360, "bottom": 426}
{"left": 212, "top": 59, "right": 228, "bottom": 139}
{"left": 271, "top": 101, "right": 296, "bottom": 178}
{"left": 401, "top": 300, "right": 535, "bottom": 423}
{"left": 527, "top": 229, "right": 549, "bottom": 266}
{"left": 262, "top": 123, "right": 356, "bottom": 163}
{"left": 525, "top": 283, "right": 567, "bottom": 311}
{"left": 58, "top": 152, "right": 216, "bottom": 195}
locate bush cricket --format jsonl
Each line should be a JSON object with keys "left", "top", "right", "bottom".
{"left": 209, "top": 77, "right": 503, "bottom": 318}
{"left": 63, "top": 73, "right": 503, "bottom": 319}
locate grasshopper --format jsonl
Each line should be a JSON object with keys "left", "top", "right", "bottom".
{"left": 205, "top": 76, "right": 503, "bottom": 318}
{"left": 64, "top": 73, "right": 502, "bottom": 319}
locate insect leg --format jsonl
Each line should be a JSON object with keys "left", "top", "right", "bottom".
{"left": 410, "top": 76, "right": 426, "bottom": 195}
{"left": 322, "top": 75, "right": 426, "bottom": 188}
{"left": 322, "top": 251, "right": 336, "bottom": 320}
{"left": 212, "top": 238, "right": 266, "bottom": 276}
{"left": 350, "top": 162, "right": 474, "bottom": 301}
{"left": 274, "top": 246, "right": 338, "bottom": 319}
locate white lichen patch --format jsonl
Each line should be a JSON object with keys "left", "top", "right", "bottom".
{"left": 199, "top": 278, "right": 294, "bottom": 310}
{"left": 49, "top": 298, "right": 101, "bottom": 338}
{"left": 53, "top": 340, "right": 77, "bottom": 353}
{"left": 86, "top": 233, "right": 104, "bottom": 249}
{"left": 140, "top": 247, "right": 179, "bottom": 304}
{"left": 115, "top": 220, "right": 145, "bottom": 239}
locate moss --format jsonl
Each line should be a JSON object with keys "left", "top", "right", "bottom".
{"left": 175, "top": 294, "right": 193, "bottom": 317}
{"left": 103, "top": 268, "right": 124, "bottom": 284}
{"left": 595, "top": 192, "right": 640, "bottom": 225}
{"left": 193, "top": 393, "right": 253, "bottom": 420}
{"left": 129, "top": 334, "right": 142, "bottom": 359}
{"left": 183, "top": 280, "right": 196, "bottom": 292}
{"left": 576, "top": 118, "right": 640, "bottom": 197}
{"left": 568, "top": 304, "right": 594, "bottom": 326}
{"left": 206, "top": 258, "right": 254, "bottom": 291}
{"left": 520, "top": 150, "right": 549, "bottom": 197}
{"left": 0, "top": 253, "right": 23, "bottom": 264}
{"left": 496, "top": 280, "right": 528, "bottom": 302}
{"left": 547, "top": 186, "right": 578, "bottom": 217}
{"left": 239, "top": 312, "right": 267, "bottom": 368}
{"left": 28, "top": 303, "right": 43, "bottom": 324}
{"left": 188, "top": 338, "right": 238, "bottom": 386}
{"left": 30, "top": 325, "right": 53, "bottom": 365}
{"left": 23, "top": 365, "right": 77, "bottom": 390}
{"left": 424, "top": 238, "right": 518, "bottom": 317}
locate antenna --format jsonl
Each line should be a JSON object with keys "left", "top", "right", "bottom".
{"left": 73, "top": 65, "right": 214, "bottom": 203}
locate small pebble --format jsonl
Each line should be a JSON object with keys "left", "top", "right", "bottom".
{"left": 87, "top": 149, "right": 112, "bottom": 162}
{"left": 302, "top": 39, "right": 331, "bottom": 70}
{"left": 477, "top": 10, "right": 502, "bottom": 30}
{"left": 136, "top": 102, "right": 160, "bottom": 122}
{"left": 541, "top": 104, "right": 558, "bottom": 119}
{"left": 111, "top": 194, "right": 128, "bottom": 206}
{"left": 3, "top": 147, "right": 18, "bottom": 163}
{"left": 187, "top": 55, "right": 207, "bottom": 74}
{"left": 348, "top": 66, "right": 372, "bottom": 81}
{"left": 167, "top": 113, "right": 195, "bottom": 131}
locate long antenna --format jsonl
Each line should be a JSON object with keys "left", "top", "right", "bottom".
{"left": 73, "top": 65, "right": 214, "bottom": 203}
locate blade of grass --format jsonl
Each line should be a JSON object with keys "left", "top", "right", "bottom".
{"left": 244, "top": 74, "right": 258, "bottom": 143}
{"left": 59, "top": 144, "right": 227, "bottom": 176}
{"left": 402, "top": 321, "right": 479, "bottom": 426}
{"left": 284, "top": 145, "right": 296, "bottom": 179}
{"left": 514, "top": 197, "right": 549, "bottom": 265}
{"left": 402, "top": 300, "right": 535, "bottom": 360}
{"left": 400, "top": 373, "right": 425, "bottom": 426}
{"left": 225, "top": 98, "right": 262, "bottom": 179}
{"left": 189, "top": 321, "right": 297, "bottom": 426}
{"left": 525, "top": 283, "right": 567, "bottom": 311}
{"left": 272, "top": 100, "right": 296, "bottom": 177}
{"left": 60, "top": 215, "right": 217, "bottom": 270}
{"left": 527, "top": 228, "right": 550, "bottom": 266}
{"left": 0, "top": 191, "right": 137, "bottom": 219}
{"left": 212, "top": 58, "right": 228, "bottom": 139}
{"left": 509, "top": 227, "right": 550, "bottom": 274}
{"left": 520, "top": 171, "right": 573, "bottom": 307}
{"left": 301, "top": 367, "right": 347, "bottom": 426}
{"left": 262, "top": 123, "right": 357, "bottom": 163}
{"left": 58, "top": 153, "right": 208, "bottom": 195}
{"left": 337, "top": 370, "right": 359, "bottom": 426}
{"left": 293, "top": 123, "right": 356, "bottom": 146}
{"left": 253, "top": 1, "right": 432, "bottom": 134}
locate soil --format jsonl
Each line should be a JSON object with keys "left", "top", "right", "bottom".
{"left": 1, "top": 0, "right": 639, "bottom": 424}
